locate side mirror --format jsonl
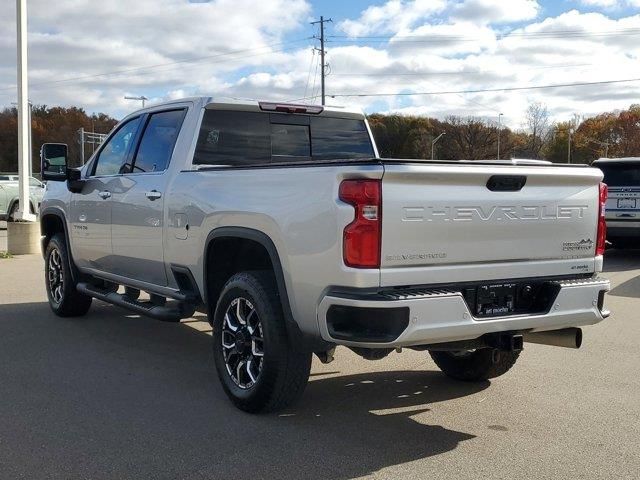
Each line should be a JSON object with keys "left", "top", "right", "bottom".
{"left": 41, "top": 143, "right": 68, "bottom": 181}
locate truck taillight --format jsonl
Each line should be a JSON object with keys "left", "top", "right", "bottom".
{"left": 596, "top": 182, "right": 608, "bottom": 256}
{"left": 339, "top": 179, "right": 382, "bottom": 268}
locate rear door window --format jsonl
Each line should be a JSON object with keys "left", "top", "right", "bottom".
{"left": 193, "top": 111, "right": 270, "bottom": 166}
{"left": 130, "top": 109, "right": 186, "bottom": 173}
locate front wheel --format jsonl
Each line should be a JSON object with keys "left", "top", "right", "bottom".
{"left": 429, "top": 348, "right": 520, "bottom": 381}
{"left": 7, "top": 201, "right": 34, "bottom": 222}
{"left": 45, "top": 234, "right": 93, "bottom": 317}
{"left": 211, "top": 271, "right": 311, "bottom": 413}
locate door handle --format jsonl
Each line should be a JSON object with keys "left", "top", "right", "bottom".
{"left": 145, "top": 190, "right": 162, "bottom": 201}
{"left": 98, "top": 190, "right": 111, "bottom": 199}
{"left": 144, "top": 190, "right": 162, "bottom": 202}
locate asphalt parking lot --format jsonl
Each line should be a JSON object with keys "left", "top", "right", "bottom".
{"left": 0, "top": 244, "right": 638, "bottom": 479}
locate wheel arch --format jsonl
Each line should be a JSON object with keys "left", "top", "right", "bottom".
{"left": 40, "top": 207, "right": 80, "bottom": 282}
{"left": 204, "top": 227, "right": 326, "bottom": 352}
{"left": 8, "top": 197, "right": 36, "bottom": 215}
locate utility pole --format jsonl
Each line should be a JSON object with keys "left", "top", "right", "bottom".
{"left": 311, "top": 16, "right": 332, "bottom": 105}
{"left": 568, "top": 128, "right": 573, "bottom": 163}
{"left": 431, "top": 132, "right": 445, "bottom": 160}
{"left": 79, "top": 127, "right": 85, "bottom": 164}
{"left": 15, "top": 0, "right": 35, "bottom": 221}
{"left": 497, "top": 113, "right": 503, "bottom": 160}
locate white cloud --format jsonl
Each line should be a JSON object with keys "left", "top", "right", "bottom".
{"left": 453, "top": 0, "right": 541, "bottom": 24}
{"left": 579, "top": 0, "right": 619, "bottom": 7}
{"left": 0, "top": 0, "right": 639, "bottom": 131}
{"left": 338, "top": 0, "right": 447, "bottom": 36}
{"left": 0, "top": 0, "right": 311, "bottom": 116}
{"left": 578, "top": 0, "right": 640, "bottom": 7}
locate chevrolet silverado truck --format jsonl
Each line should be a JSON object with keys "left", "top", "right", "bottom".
{"left": 39, "top": 97, "right": 610, "bottom": 413}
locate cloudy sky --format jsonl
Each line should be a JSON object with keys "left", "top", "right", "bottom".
{"left": 1, "top": 0, "right": 639, "bottom": 127}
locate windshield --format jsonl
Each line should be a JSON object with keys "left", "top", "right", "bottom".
{"left": 596, "top": 163, "right": 640, "bottom": 187}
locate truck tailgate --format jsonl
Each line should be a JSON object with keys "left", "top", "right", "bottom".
{"left": 380, "top": 162, "right": 603, "bottom": 287}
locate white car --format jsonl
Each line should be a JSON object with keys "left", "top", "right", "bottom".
{"left": 0, "top": 175, "right": 45, "bottom": 221}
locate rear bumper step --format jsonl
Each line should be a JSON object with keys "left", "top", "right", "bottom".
{"left": 76, "top": 282, "right": 195, "bottom": 322}
{"left": 318, "top": 277, "right": 610, "bottom": 348}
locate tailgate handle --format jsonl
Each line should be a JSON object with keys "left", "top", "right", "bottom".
{"left": 486, "top": 175, "right": 527, "bottom": 192}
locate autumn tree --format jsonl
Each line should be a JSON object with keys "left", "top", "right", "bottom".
{"left": 0, "top": 105, "right": 118, "bottom": 173}
{"left": 522, "top": 102, "right": 551, "bottom": 159}
{"left": 367, "top": 114, "right": 434, "bottom": 158}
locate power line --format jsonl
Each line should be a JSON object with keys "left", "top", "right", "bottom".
{"left": 325, "top": 77, "right": 640, "bottom": 98}
{"left": 327, "top": 27, "right": 640, "bottom": 43}
{"left": 330, "top": 63, "right": 594, "bottom": 77}
{"left": 0, "top": 39, "right": 310, "bottom": 94}
{"left": 303, "top": 48, "right": 316, "bottom": 99}
{"left": 309, "top": 48, "right": 320, "bottom": 102}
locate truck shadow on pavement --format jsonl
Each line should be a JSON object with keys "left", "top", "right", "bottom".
{"left": 605, "top": 249, "right": 640, "bottom": 298}
{"left": 608, "top": 275, "right": 640, "bottom": 298}
{"left": 0, "top": 301, "right": 484, "bottom": 480}
{"left": 603, "top": 248, "right": 640, "bottom": 272}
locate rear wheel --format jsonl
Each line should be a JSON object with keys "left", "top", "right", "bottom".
{"left": 45, "top": 234, "right": 93, "bottom": 317}
{"left": 429, "top": 348, "right": 520, "bottom": 381}
{"left": 211, "top": 271, "right": 311, "bottom": 413}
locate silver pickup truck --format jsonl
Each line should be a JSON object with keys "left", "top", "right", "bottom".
{"left": 39, "top": 97, "right": 610, "bottom": 413}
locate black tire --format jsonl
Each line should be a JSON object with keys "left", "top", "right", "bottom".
{"left": 7, "top": 202, "right": 18, "bottom": 222}
{"left": 45, "top": 233, "right": 93, "bottom": 317}
{"left": 211, "top": 271, "right": 311, "bottom": 413}
{"left": 429, "top": 348, "right": 520, "bottom": 381}
{"left": 7, "top": 201, "right": 34, "bottom": 222}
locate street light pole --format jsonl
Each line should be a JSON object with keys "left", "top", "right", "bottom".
{"left": 568, "top": 128, "right": 573, "bottom": 163}
{"left": 15, "top": 0, "right": 35, "bottom": 221}
{"left": 124, "top": 95, "right": 148, "bottom": 108}
{"left": 11, "top": 99, "right": 33, "bottom": 178}
{"left": 497, "top": 113, "right": 503, "bottom": 160}
{"left": 431, "top": 132, "right": 445, "bottom": 160}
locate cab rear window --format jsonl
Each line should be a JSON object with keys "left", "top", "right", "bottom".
{"left": 193, "top": 110, "right": 374, "bottom": 166}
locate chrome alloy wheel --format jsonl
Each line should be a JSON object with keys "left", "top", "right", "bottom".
{"left": 48, "top": 248, "right": 64, "bottom": 305}
{"left": 221, "top": 297, "right": 264, "bottom": 389}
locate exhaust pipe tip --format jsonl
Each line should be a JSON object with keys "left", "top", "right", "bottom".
{"left": 575, "top": 328, "right": 583, "bottom": 349}
{"left": 524, "top": 327, "right": 582, "bottom": 349}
